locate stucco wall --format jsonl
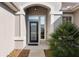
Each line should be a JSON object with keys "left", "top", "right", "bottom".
{"left": 19, "top": 2, "right": 62, "bottom": 38}
{"left": 0, "top": 3, "right": 15, "bottom": 56}
{"left": 73, "top": 9, "right": 79, "bottom": 27}
{"left": 15, "top": 2, "right": 62, "bottom": 48}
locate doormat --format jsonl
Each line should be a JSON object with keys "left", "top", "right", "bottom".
{"left": 28, "top": 44, "right": 38, "bottom": 46}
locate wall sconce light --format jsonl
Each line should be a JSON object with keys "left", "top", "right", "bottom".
{"left": 34, "top": 8, "right": 38, "bottom": 11}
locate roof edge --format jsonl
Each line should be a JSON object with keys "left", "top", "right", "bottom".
{"left": 3, "top": 2, "right": 19, "bottom": 12}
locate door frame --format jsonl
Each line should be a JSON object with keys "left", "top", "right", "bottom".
{"left": 27, "top": 15, "right": 46, "bottom": 45}
{"left": 28, "top": 20, "right": 39, "bottom": 45}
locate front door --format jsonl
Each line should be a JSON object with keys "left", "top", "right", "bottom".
{"left": 28, "top": 16, "right": 45, "bottom": 45}
{"left": 29, "top": 21, "right": 39, "bottom": 45}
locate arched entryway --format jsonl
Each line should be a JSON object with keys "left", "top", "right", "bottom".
{"left": 24, "top": 4, "right": 50, "bottom": 45}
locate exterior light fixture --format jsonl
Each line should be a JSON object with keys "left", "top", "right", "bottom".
{"left": 66, "top": 6, "right": 71, "bottom": 9}
{"left": 34, "top": 8, "right": 38, "bottom": 11}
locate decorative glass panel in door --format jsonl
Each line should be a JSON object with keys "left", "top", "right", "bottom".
{"left": 29, "top": 22, "right": 38, "bottom": 43}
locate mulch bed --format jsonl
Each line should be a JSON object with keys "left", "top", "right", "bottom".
{"left": 44, "top": 49, "right": 52, "bottom": 57}
{"left": 7, "top": 49, "right": 22, "bottom": 57}
{"left": 18, "top": 49, "right": 30, "bottom": 57}
{"left": 7, "top": 49, "right": 30, "bottom": 57}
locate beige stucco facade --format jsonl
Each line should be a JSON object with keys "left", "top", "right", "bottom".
{"left": 0, "top": 3, "right": 15, "bottom": 56}
{"left": 14, "top": 2, "right": 62, "bottom": 49}
{"left": 0, "top": 2, "right": 63, "bottom": 56}
{"left": 74, "top": 9, "right": 79, "bottom": 27}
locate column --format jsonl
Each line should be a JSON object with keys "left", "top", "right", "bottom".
{"left": 14, "top": 14, "right": 23, "bottom": 49}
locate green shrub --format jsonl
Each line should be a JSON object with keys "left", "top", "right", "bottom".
{"left": 49, "top": 22, "right": 79, "bottom": 57}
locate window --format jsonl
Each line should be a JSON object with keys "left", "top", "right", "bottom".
{"left": 40, "top": 16, "right": 45, "bottom": 39}
{"left": 28, "top": 16, "right": 39, "bottom": 21}
{"left": 62, "top": 16, "right": 72, "bottom": 23}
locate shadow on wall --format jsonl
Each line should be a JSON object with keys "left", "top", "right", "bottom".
{"left": 54, "top": 16, "right": 62, "bottom": 31}
{"left": 25, "top": 14, "right": 28, "bottom": 45}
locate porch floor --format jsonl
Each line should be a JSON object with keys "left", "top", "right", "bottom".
{"left": 8, "top": 40, "right": 49, "bottom": 57}
{"left": 29, "top": 49, "right": 45, "bottom": 57}
{"left": 24, "top": 40, "right": 49, "bottom": 50}
{"left": 24, "top": 40, "right": 49, "bottom": 57}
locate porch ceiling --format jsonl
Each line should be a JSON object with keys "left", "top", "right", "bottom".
{"left": 3, "top": 2, "right": 19, "bottom": 12}
{"left": 60, "top": 2, "right": 79, "bottom": 12}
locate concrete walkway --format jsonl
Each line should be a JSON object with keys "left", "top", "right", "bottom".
{"left": 24, "top": 40, "right": 49, "bottom": 57}
{"left": 29, "top": 49, "right": 45, "bottom": 57}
